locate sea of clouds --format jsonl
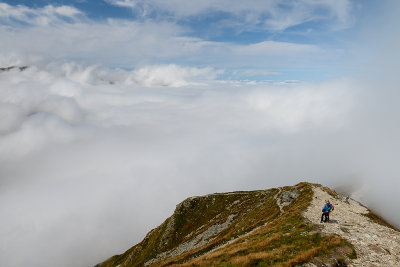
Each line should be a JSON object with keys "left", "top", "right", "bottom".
{"left": 0, "top": 59, "right": 399, "bottom": 267}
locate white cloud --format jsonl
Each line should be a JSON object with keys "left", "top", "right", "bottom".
{"left": 107, "top": 0, "right": 137, "bottom": 8}
{"left": 231, "top": 69, "right": 280, "bottom": 78}
{"left": 126, "top": 64, "right": 220, "bottom": 87}
{"left": 53, "top": 5, "right": 82, "bottom": 17}
{"left": 244, "top": 80, "right": 353, "bottom": 133}
{"left": 0, "top": 19, "right": 184, "bottom": 66}
{"left": 233, "top": 41, "right": 321, "bottom": 56}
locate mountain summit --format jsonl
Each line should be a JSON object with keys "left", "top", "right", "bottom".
{"left": 96, "top": 183, "right": 400, "bottom": 266}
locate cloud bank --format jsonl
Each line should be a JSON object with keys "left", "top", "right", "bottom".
{"left": 1, "top": 59, "right": 399, "bottom": 267}
{"left": 0, "top": 62, "right": 357, "bottom": 267}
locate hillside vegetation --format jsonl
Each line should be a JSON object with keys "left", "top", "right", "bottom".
{"left": 97, "top": 183, "right": 358, "bottom": 266}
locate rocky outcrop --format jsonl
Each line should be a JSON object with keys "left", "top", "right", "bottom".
{"left": 0, "top": 66, "right": 28, "bottom": 72}
{"left": 145, "top": 214, "right": 236, "bottom": 266}
{"left": 274, "top": 186, "right": 299, "bottom": 213}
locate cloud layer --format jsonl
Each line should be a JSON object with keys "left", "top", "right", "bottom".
{"left": 2, "top": 57, "right": 399, "bottom": 267}
{"left": 0, "top": 62, "right": 358, "bottom": 267}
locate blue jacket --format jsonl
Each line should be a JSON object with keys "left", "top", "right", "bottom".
{"left": 322, "top": 203, "right": 330, "bottom": 212}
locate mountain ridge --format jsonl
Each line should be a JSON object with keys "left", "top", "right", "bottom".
{"left": 96, "top": 182, "right": 400, "bottom": 266}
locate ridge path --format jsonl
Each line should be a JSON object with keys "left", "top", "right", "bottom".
{"left": 302, "top": 186, "right": 400, "bottom": 266}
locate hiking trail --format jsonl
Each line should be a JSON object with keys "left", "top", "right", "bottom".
{"left": 302, "top": 186, "right": 400, "bottom": 266}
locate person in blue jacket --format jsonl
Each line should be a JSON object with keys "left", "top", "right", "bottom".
{"left": 321, "top": 200, "right": 330, "bottom": 223}
{"left": 327, "top": 200, "right": 334, "bottom": 221}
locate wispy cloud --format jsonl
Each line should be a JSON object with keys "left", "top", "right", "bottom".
{"left": 233, "top": 41, "right": 321, "bottom": 56}
{"left": 126, "top": 64, "right": 221, "bottom": 87}
{"left": 106, "top": 0, "right": 354, "bottom": 31}
{"left": 0, "top": 14, "right": 330, "bottom": 74}
{"left": 0, "top": 3, "right": 347, "bottom": 79}
{"left": 0, "top": 3, "right": 83, "bottom": 26}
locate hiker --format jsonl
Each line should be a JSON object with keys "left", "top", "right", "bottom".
{"left": 326, "top": 200, "right": 334, "bottom": 221}
{"left": 321, "top": 200, "right": 330, "bottom": 223}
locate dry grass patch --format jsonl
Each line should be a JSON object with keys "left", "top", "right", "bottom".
{"left": 284, "top": 247, "right": 320, "bottom": 266}
{"left": 231, "top": 251, "right": 275, "bottom": 265}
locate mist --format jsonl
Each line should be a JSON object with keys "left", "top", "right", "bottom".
{"left": 1, "top": 1, "right": 400, "bottom": 267}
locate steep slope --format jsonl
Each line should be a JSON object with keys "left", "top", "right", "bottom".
{"left": 96, "top": 183, "right": 399, "bottom": 266}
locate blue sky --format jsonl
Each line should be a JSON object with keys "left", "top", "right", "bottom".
{"left": 0, "top": 0, "right": 381, "bottom": 81}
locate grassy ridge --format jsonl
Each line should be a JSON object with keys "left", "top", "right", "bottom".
{"left": 165, "top": 183, "right": 355, "bottom": 266}
{"left": 98, "top": 183, "right": 356, "bottom": 267}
